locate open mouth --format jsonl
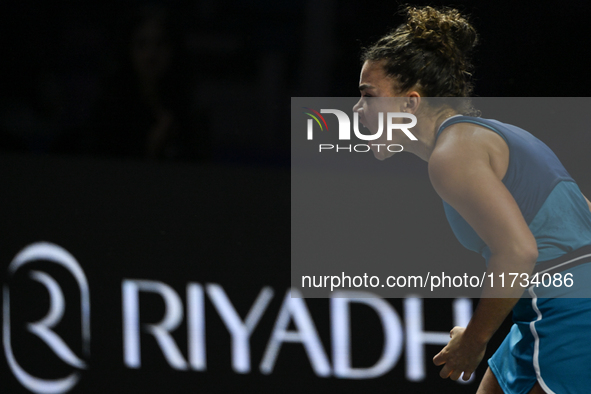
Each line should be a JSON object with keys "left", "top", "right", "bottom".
{"left": 359, "top": 117, "right": 372, "bottom": 132}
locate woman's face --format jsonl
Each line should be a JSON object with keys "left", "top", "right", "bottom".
{"left": 353, "top": 61, "right": 406, "bottom": 160}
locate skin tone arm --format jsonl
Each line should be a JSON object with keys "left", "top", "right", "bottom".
{"left": 429, "top": 125, "right": 539, "bottom": 381}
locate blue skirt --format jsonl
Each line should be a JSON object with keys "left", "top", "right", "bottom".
{"left": 489, "top": 248, "right": 591, "bottom": 394}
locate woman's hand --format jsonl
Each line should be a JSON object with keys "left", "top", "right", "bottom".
{"left": 432, "top": 326, "right": 487, "bottom": 381}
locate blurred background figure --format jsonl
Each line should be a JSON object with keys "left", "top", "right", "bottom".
{"left": 93, "top": 3, "right": 210, "bottom": 161}
{"left": 92, "top": 3, "right": 209, "bottom": 161}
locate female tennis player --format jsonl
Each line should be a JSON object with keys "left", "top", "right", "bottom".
{"left": 353, "top": 6, "right": 591, "bottom": 394}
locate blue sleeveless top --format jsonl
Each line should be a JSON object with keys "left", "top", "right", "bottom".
{"left": 435, "top": 116, "right": 591, "bottom": 264}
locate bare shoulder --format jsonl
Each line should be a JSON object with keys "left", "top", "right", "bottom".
{"left": 429, "top": 122, "right": 509, "bottom": 183}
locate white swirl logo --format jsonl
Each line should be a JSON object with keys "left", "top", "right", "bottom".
{"left": 3, "top": 242, "right": 90, "bottom": 394}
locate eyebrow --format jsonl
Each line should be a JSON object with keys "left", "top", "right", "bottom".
{"left": 358, "top": 84, "right": 375, "bottom": 92}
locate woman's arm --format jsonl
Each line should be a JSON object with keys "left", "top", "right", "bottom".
{"left": 428, "top": 125, "right": 538, "bottom": 381}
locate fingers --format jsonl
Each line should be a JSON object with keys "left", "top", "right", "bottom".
{"left": 435, "top": 357, "right": 473, "bottom": 381}
{"left": 433, "top": 351, "right": 446, "bottom": 366}
{"left": 450, "top": 369, "right": 463, "bottom": 381}
{"left": 444, "top": 368, "right": 473, "bottom": 381}
{"left": 439, "top": 364, "right": 453, "bottom": 379}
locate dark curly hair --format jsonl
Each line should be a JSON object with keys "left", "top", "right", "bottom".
{"left": 362, "top": 6, "right": 479, "bottom": 115}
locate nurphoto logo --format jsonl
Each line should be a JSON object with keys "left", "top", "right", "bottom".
{"left": 303, "top": 108, "right": 417, "bottom": 153}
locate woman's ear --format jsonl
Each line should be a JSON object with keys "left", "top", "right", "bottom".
{"left": 405, "top": 91, "right": 421, "bottom": 114}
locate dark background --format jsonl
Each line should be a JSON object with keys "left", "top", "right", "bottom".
{"left": 2, "top": 0, "right": 591, "bottom": 393}
{"left": 2, "top": 0, "right": 591, "bottom": 163}
{"left": 0, "top": 154, "right": 488, "bottom": 393}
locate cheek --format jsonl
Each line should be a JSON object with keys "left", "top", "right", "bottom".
{"left": 364, "top": 107, "right": 379, "bottom": 129}
{"left": 367, "top": 112, "right": 386, "bottom": 137}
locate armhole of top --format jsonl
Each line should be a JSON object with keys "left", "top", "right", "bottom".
{"left": 436, "top": 118, "right": 511, "bottom": 184}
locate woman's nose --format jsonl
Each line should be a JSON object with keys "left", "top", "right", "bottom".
{"left": 352, "top": 98, "right": 362, "bottom": 113}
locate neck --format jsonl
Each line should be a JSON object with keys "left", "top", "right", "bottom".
{"left": 403, "top": 110, "right": 459, "bottom": 162}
